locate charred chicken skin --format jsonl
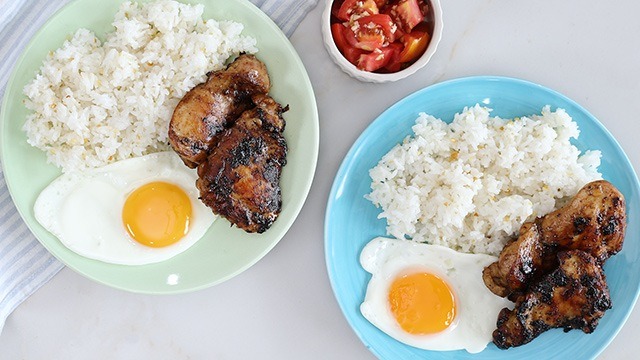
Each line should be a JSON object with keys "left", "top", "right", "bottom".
{"left": 169, "top": 54, "right": 288, "bottom": 233}
{"left": 483, "top": 180, "right": 626, "bottom": 298}
{"left": 169, "top": 54, "right": 271, "bottom": 168}
{"left": 492, "top": 250, "right": 612, "bottom": 349}
{"left": 196, "top": 94, "right": 287, "bottom": 233}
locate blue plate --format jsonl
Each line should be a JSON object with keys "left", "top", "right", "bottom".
{"left": 324, "top": 76, "right": 640, "bottom": 359}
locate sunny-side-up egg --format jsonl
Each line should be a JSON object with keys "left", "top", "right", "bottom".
{"left": 360, "top": 237, "right": 513, "bottom": 354}
{"left": 34, "top": 151, "right": 217, "bottom": 265}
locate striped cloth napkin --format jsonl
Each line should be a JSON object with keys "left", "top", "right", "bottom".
{"left": 0, "top": 0, "right": 317, "bottom": 334}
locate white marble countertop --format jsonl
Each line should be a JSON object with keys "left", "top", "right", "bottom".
{"left": 1, "top": 0, "right": 639, "bottom": 358}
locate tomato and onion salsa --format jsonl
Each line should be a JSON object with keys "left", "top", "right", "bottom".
{"left": 330, "top": 0, "right": 434, "bottom": 73}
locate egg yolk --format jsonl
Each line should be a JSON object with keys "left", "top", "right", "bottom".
{"left": 388, "top": 272, "right": 456, "bottom": 335}
{"left": 122, "top": 181, "right": 192, "bottom": 248}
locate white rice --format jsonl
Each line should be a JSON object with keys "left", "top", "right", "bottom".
{"left": 22, "top": 0, "right": 257, "bottom": 173}
{"left": 366, "top": 105, "right": 602, "bottom": 256}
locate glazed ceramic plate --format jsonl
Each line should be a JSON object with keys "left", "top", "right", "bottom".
{"left": 0, "top": 0, "right": 318, "bottom": 294}
{"left": 325, "top": 76, "right": 640, "bottom": 359}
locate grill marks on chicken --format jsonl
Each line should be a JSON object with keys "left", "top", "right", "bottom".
{"left": 537, "top": 180, "right": 625, "bottom": 262}
{"left": 493, "top": 250, "right": 611, "bottom": 349}
{"left": 483, "top": 180, "right": 626, "bottom": 348}
{"left": 169, "top": 54, "right": 271, "bottom": 168}
{"left": 169, "top": 55, "right": 287, "bottom": 233}
{"left": 483, "top": 180, "right": 626, "bottom": 299}
{"left": 196, "top": 95, "right": 287, "bottom": 233}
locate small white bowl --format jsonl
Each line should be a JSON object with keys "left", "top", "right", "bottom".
{"left": 322, "top": 0, "right": 443, "bottom": 83}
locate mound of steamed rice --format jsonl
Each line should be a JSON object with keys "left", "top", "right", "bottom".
{"left": 366, "top": 105, "right": 602, "bottom": 256}
{"left": 22, "top": 0, "right": 257, "bottom": 173}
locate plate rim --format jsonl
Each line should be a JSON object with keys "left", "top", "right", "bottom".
{"left": 324, "top": 75, "right": 640, "bottom": 359}
{"left": 0, "top": 0, "right": 319, "bottom": 294}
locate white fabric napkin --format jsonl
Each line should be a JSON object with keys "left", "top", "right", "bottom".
{"left": 0, "top": 0, "right": 317, "bottom": 334}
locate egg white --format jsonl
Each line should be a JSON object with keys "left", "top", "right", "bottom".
{"left": 360, "top": 237, "right": 513, "bottom": 354}
{"left": 34, "top": 151, "right": 217, "bottom": 265}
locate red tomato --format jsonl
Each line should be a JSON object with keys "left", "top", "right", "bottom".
{"left": 382, "top": 42, "right": 404, "bottom": 72}
{"left": 331, "top": 23, "right": 366, "bottom": 66}
{"left": 337, "top": 0, "right": 379, "bottom": 22}
{"left": 399, "top": 30, "right": 430, "bottom": 63}
{"left": 330, "top": 23, "right": 350, "bottom": 53}
{"left": 352, "top": 14, "right": 397, "bottom": 50}
{"left": 356, "top": 46, "right": 396, "bottom": 72}
{"left": 373, "top": 0, "right": 389, "bottom": 7}
{"left": 352, "top": 29, "right": 385, "bottom": 51}
{"left": 331, "top": 0, "right": 342, "bottom": 18}
{"left": 343, "top": 47, "right": 366, "bottom": 65}
{"left": 342, "top": 25, "right": 359, "bottom": 47}
{"left": 387, "top": 0, "right": 424, "bottom": 33}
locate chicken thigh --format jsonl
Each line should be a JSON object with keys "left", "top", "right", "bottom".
{"left": 483, "top": 180, "right": 626, "bottom": 298}
{"left": 169, "top": 54, "right": 271, "bottom": 168}
{"left": 196, "top": 94, "right": 287, "bottom": 233}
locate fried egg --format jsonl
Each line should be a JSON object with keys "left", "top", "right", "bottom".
{"left": 34, "top": 151, "right": 216, "bottom": 265}
{"left": 360, "top": 237, "right": 512, "bottom": 353}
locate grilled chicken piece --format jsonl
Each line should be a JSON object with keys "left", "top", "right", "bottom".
{"left": 538, "top": 180, "right": 625, "bottom": 262}
{"left": 196, "top": 94, "right": 287, "bottom": 233}
{"left": 492, "top": 250, "right": 611, "bottom": 349}
{"left": 169, "top": 54, "right": 270, "bottom": 168}
{"left": 483, "top": 222, "right": 550, "bottom": 298}
{"left": 483, "top": 180, "right": 626, "bottom": 298}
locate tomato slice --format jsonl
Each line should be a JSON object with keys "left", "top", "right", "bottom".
{"left": 352, "top": 13, "right": 397, "bottom": 51}
{"left": 388, "top": 0, "right": 424, "bottom": 33}
{"left": 382, "top": 42, "right": 404, "bottom": 72}
{"left": 331, "top": 23, "right": 350, "bottom": 54}
{"left": 331, "top": 23, "right": 366, "bottom": 67}
{"left": 337, "top": 0, "right": 379, "bottom": 22}
{"left": 342, "top": 25, "right": 359, "bottom": 48}
{"left": 356, "top": 46, "right": 395, "bottom": 72}
{"left": 399, "top": 30, "right": 430, "bottom": 63}
{"left": 331, "top": 0, "right": 342, "bottom": 19}
{"left": 343, "top": 46, "right": 366, "bottom": 65}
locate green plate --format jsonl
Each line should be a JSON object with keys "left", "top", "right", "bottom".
{"left": 0, "top": 0, "right": 319, "bottom": 294}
